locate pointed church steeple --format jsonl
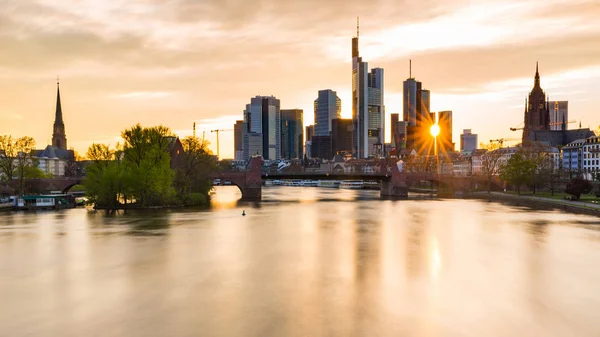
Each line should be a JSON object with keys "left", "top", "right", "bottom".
{"left": 52, "top": 77, "right": 67, "bottom": 150}
{"left": 534, "top": 61, "right": 540, "bottom": 87}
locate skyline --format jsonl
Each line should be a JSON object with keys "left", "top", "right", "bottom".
{"left": 2, "top": 0, "right": 600, "bottom": 158}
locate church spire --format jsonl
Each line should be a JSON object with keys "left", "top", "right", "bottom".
{"left": 55, "top": 77, "right": 63, "bottom": 125}
{"left": 52, "top": 77, "right": 67, "bottom": 150}
{"left": 534, "top": 61, "right": 540, "bottom": 87}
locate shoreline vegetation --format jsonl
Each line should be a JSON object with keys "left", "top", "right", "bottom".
{"left": 84, "top": 124, "right": 217, "bottom": 211}
{"left": 471, "top": 191, "right": 600, "bottom": 217}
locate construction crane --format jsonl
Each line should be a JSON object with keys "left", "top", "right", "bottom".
{"left": 490, "top": 138, "right": 520, "bottom": 147}
{"left": 510, "top": 120, "right": 577, "bottom": 131}
{"left": 211, "top": 129, "right": 233, "bottom": 160}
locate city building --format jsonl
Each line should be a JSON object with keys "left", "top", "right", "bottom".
{"left": 31, "top": 80, "right": 75, "bottom": 176}
{"left": 438, "top": 110, "right": 454, "bottom": 152}
{"left": 582, "top": 136, "right": 600, "bottom": 175}
{"left": 281, "top": 109, "right": 304, "bottom": 159}
{"left": 314, "top": 90, "right": 341, "bottom": 136}
{"left": 549, "top": 101, "right": 569, "bottom": 131}
{"left": 403, "top": 61, "right": 433, "bottom": 152}
{"left": 305, "top": 125, "right": 315, "bottom": 159}
{"left": 390, "top": 113, "right": 399, "bottom": 143}
{"left": 394, "top": 121, "right": 408, "bottom": 151}
{"left": 311, "top": 136, "right": 332, "bottom": 160}
{"left": 234, "top": 120, "right": 244, "bottom": 161}
{"left": 460, "top": 129, "right": 478, "bottom": 152}
{"left": 562, "top": 138, "right": 585, "bottom": 174}
{"left": 521, "top": 64, "right": 594, "bottom": 147}
{"left": 242, "top": 95, "right": 281, "bottom": 161}
{"left": 352, "top": 21, "right": 384, "bottom": 158}
{"left": 331, "top": 118, "right": 353, "bottom": 156}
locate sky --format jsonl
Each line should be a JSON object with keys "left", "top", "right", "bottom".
{"left": 1, "top": 0, "right": 600, "bottom": 159}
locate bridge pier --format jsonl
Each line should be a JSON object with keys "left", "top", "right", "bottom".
{"left": 240, "top": 185, "right": 262, "bottom": 201}
{"left": 380, "top": 160, "right": 408, "bottom": 199}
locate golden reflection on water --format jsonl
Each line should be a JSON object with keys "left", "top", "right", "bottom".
{"left": 1, "top": 187, "right": 600, "bottom": 336}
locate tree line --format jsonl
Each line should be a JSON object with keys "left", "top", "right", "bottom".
{"left": 84, "top": 124, "right": 217, "bottom": 209}
{"left": 0, "top": 135, "right": 51, "bottom": 195}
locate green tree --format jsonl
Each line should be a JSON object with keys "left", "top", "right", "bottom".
{"left": 121, "top": 124, "right": 174, "bottom": 207}
{"left": 174, "top": 136, "right": 216, "bottom": 204}
{"left": 84, "top": 143, "right": 124, "bottom": 209}
{"left": 500, "top": 152, "right": 537, "bottom": 195}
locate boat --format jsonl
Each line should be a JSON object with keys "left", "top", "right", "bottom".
{"left": 339, "top": 180, "right": 364, "bottom": 189}
{"left": 318, "top": 180, "right": 340, "bottom": 188}
{"left": 363, "top": 181, "right": 380, "bottom": 190}
{"left": 302, "top": 180, "right": 318, "bottom": 187}
{"left": 13, "top": 194, "right": 76, "bottom": 210}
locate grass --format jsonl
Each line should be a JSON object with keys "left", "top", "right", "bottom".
{"left": 502, "top": 190, "right": 600, "bottom": 203}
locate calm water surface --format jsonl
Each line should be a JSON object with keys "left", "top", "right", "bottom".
{"left": 2, "top": 187, "right": 600, "bottom": 336}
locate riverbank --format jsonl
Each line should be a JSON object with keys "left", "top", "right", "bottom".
{"left": 472, "top": 192, "right": 600, "bottom": 217}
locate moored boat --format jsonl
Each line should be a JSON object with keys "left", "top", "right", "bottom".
{"left": 339, "top": 180, "right": 364, "bottom": 189}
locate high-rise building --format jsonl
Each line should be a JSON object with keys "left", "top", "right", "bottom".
{"left": 314, "top": 90, "right": 341, "bottom": 137}
{"left": 390, "top": 113, "right": 399, "bottom": 143}
{"left": 234, "top": 120, "right": 244, "bottom": 161}
{"left": 281, "top": 109, "right": 304, "bottom": 159}
{"left": 394, "top": 121, "right": 408, "bottom": 151}
{"left": 352, "top": 20, "right": 384, "bottom": 158}
{"left": 438, "top": 111, "right": 454, "bottom": 152}
{"left": 242, "top": 95, "right": 281, "bottom": 161}
{"left": 403, "top": 61, "right": 433, "bottom": 151}
{"left": 305, "top": 125, "right": 314, "bottom": 158}
{"left": 52, "top": 80, "right": 67, "bottom": 150}
{"left": 460, "top": 129, "right": 478, "bottom": 152}
{"left": 331, "top": 118, "right": 353, "bottom": 155}
{"left": 311, "top": 136, "right": 332, "bottom": 160}
{"left": 549, "top": 101, "right": 568, "bottom": 131}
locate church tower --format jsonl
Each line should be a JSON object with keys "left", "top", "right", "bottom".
{"left": 523, "top": 62, "right": 550, "bottom": 143}
{"left": 52, "top": 79, "right": 67, "bottom": 150}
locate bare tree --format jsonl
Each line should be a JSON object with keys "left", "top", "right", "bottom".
{"left": 0, "top": 136, "right": 37, "bottom": 195}
{"left": 480, "top": 143, "right": 504, "bottom": 194}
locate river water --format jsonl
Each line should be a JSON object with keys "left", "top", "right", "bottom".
{"left": 1, "top": 187, "right": 600, "bottom": 336}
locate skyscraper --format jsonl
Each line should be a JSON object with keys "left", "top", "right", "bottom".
{"left": 549, "top": 101, "right": 569, "bottom": 131}
{"left": 242, "top": 95, "right": 281, "bottom": 161}
{"left": 438, "top": 110, "right": 454, "bottom": 152}
{"left": 314, "top": 90, "right": 341, "bottom": 137}
{"left": 52, "top": 80, "right": 67, "bottom": 150}
{"left": 234, "top": 120, "right": 244, "bottom": 161}
{"left": 403, "top": 61, "right": 432, "bottom": 151}
{"left": 281, "top": 109, "right": 304, "bottom": 159}
{"left": 352, "top": 19, "right": 384, "bottom": 158}
{"left": 331, "top": 118, "right": 353, "bottom": 156}
{"left": 460, "top": 129, "right": 478, "bottom": 152}
{"left": 390, "top": 113, "right": 399, "bottom": 143}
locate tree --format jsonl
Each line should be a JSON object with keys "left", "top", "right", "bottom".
{"left": 0, "top": 136, "right": 37, "bottom": 195}
{"left": 480, "top": 143, "right": 504, "bottom": 194}
{"left": 173, "top": 136, "right": 216, "bottom": 204}
{"left": 84, "top": 143, "right": 124, "bottom": 209}
{"left": 500, "top": 152, "right": 537, "bottom": 195}
{"left": 565, "top": 176, "right": 593, "bottom": 200}
{"left": 121, "top": 124, "right": 174, "bottom": 207}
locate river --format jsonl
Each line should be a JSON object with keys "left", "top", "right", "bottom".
{"left": 1, "top": 186, "right": 600, "bottom": 336}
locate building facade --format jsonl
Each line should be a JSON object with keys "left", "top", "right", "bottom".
{"left": 242, "top": 96, "right": 281, "bottom": 161}
{"left": 311, "top": 136, "right": 332, "bottom": 160}
{"left": 314, "top": 90, "right": 341, "bottom": 137}
{"left": 438, "top": 110, "right": 454, "bottom": 152}
{"left": 460, "top": 129, "right": 478, "bottom": 152}
{"left": 234, "top": 120, "right": 244, "bottom": 161}
{"left": 281, "top": 109, "right": 304, "bottom": 159}
{"left": 352, "top": 24, "right": 384, "bottom": 159}
{"left": 523, "top": 63, "right": 550, "bottom": 143}
{"left": 549, "top": 101, "right": 569, "bottom": 131}
{"left": 561, "top": 138, "right": 585, "bottom": 174}
{"left": 331, "top": 118, "right": 353, "bottom": 156}
{"left": 582, "top": 136, "right": 600, "bottom": 175}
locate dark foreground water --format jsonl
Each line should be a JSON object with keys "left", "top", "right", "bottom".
{"left": 1, "top": 187, "right": 600, "bottom": 336}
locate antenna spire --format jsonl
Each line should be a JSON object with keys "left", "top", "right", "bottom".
{"left": 410, "top": 60, "right": 412, "bottom": 78}
{"left": 357, "top": 17, "right": 359, "bottom": 39}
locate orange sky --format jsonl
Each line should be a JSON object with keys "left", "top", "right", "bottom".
{"left": 1, "top": 0, "right": 600, "bottom": 158}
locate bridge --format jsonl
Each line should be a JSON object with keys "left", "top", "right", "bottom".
{"left": 214, "top": 157, "right": 500, "bottom": 201}
{"left": 8, "top": 177, "right": 83, "bottom": 194}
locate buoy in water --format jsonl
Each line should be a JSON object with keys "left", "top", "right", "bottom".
{"left": 242, "top": 210, "right": 246, "bottom": 216}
